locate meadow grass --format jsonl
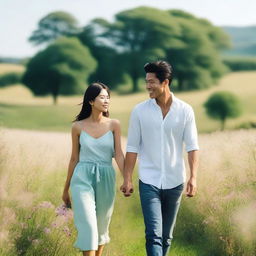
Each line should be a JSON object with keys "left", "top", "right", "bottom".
{"left": 1, "top": 71, "right": 256, "bottom": 135}
{"left": 0, "top": 63, "right": 25, "bottom": 75}
{"left": 0, "top": 128, "right": 255, "bottom": 255}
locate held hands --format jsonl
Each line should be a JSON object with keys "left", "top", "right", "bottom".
{"left": 186, "top": 177, "right": 197, "bottom": 197}
{"left": 120, "top": 180, "right": 134, "bottom": 197}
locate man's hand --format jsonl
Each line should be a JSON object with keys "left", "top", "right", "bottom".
{"left": 120, "top": 180, "right": 134, "bottom": 197}
{"left": 186, "top": 177, "right": 197, "bottom": 197}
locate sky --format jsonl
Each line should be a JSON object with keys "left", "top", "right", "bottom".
{"left": 1, "top": 0, "right": 256, "bottom": 58}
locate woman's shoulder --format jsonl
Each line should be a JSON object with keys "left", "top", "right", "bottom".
{"left": 108, "top": 118, "right": 120, "bottom": 133}
{"left": 71, "top": 121, "right": 84, "bottom": 134}
{"left": 107, "top": 118, "right": 119, "bottom": 127}
{"left": 110, "top": 118, "right": 120, "bottom": 125}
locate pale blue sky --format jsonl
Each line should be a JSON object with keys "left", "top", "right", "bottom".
{"left": 1, "top": 0, "right": 255, "bottom": 58}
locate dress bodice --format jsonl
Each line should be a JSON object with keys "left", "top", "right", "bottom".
{"left": 79, "top": 130, "right": 114, "bottom": 163}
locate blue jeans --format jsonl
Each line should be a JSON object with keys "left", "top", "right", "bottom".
{"left": 139, "top": 180, "right": 184, "bottom": 256}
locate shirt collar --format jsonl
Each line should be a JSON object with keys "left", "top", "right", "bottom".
{"left": 151, "top": 92, "right": 176, "bottom": 106}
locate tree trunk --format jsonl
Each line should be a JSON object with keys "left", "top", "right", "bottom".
{"left": 177, "top": 77, "right": 184, "bottom": 91}
{"left": 53, "top": 95, "right": 58, "bottom": 105}
{"left": 221, "top": 119, "right": 226, "bottom": 131}
{"left": 131, "top": 75, "right": 139, "bottom": 93}
{"left": 52, "top": 81, "right": 59, "bottom": 105}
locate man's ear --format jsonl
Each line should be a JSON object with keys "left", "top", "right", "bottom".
{"left": 163, "top": 79, "right": 169, "bottom": 87}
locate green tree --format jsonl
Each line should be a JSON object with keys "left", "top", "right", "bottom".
{"left": 88, "top": 7, "right": 181, "bottom": 92}
{"left": 29, "top": 11, "right": 80, "bottom": 46}
{"left": 80, "top": 7, "right": 230, "bottom": 92}
{"left": 22, "top": 37, "right": 96, "bottom": 104}
{"left": 166, "top": 10, "right": 230, "bottom": 91}
{"left": 204, "top": 91, "right": 242, "bottom": 130}
{"left": 78, "top": 21, "right": 126, "bottom": 89}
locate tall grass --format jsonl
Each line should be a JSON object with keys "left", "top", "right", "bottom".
{"left": 175, "top": 130, "right": 256, "bottom": 256}
{"left": 0, "top": 128, "right": 256, "bottom": 255}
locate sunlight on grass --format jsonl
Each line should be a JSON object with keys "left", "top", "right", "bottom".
{"left": 0, "top": 64, "right": 25, "bottom": 75}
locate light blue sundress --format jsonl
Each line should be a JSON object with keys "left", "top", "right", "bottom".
{"left": 70, "top": 130, "right": 116, "bottom": 251}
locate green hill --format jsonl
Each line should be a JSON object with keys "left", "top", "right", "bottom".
{"left": 222, "top": 26, "right": 256, "bottom": 56}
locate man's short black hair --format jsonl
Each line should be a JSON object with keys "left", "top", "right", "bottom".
{"left": 144, "top": 61, "right": 173, "bottom": 85}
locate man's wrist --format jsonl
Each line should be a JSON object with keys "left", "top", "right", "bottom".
{"left": 124, "top": 175, "right": 132, "bottom": 183}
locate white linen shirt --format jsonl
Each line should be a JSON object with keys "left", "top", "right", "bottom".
{"left": 126, "top": 93, "right": 199, "bottom": 189}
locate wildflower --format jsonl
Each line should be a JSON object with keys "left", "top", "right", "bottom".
{"left": 38, "top": 201, "right": 54, "bottom": 209}
{"left": 51, "top": 222, "right": 57, "bottom": 228}
{"left": 55, "top": 204, "right": 73, "bottom": 222}
{"left": 44, "top": 227, "right": 51, "bottom": 234}
{"left": 63, "top": 226, "right": 71, "bottom": 237}
{"left": 55, "top": 204, "right": 68, "bottom": 216}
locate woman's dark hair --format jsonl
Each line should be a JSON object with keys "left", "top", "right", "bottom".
{"left": 74, "top": 82, "right": 110, "bottom": 121}
{"left": 144, "top": 61, "right": 173, "bottom": 85}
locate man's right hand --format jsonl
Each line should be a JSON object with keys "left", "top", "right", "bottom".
{"left": 120, "top": 180, "right": 134, "bottom": 197}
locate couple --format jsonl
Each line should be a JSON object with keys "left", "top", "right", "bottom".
{"left": 62, "top": 61, "right": 199, "bottom": 256}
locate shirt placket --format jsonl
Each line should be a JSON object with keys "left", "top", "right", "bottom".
{"left": 160, "top": 119, "right": 165, "bottom": 188}
{"left": 155, "top": 104, "right": 165, "bottom": 188}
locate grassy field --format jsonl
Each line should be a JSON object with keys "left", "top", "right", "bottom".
{"left": 0, "top": 70, "right": 256, "bottom": 135}
{"left": 0, "top": 63, "right": 25, "bottom": 74}
{"left": 0, "top": 128, "right": 255, "bottom": 255}
{"left": 0, "top": 65, "right": 256, "bottom": 255}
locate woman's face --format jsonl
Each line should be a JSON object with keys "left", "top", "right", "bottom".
{"left": 92, "top": 89, "right": 110, "bottom": 113}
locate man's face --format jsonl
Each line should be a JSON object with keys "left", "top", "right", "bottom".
{"left": 145, "top": 73, "right": 165, "bottom": 99}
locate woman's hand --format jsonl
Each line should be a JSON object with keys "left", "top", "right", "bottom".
{"left": 62, "top": 190, "right": 72, "bottom": 207}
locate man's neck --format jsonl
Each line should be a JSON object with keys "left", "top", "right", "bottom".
{"left": 156, "top": 91, "right": 172, "bottom": 109}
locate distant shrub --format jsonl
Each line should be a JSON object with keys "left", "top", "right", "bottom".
{"left": 223, "top": 58, "right": 256, "bottom": 71}
{"left": 238, "top": 121, "right": 256, "bottom": 129}
{"left": 204, "top": 91, "right": 242, "bottom": 130}
{"left": 0, "top": 72, "right": 22, "bottom": 87}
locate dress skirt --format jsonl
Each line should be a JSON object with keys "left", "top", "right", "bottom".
{"left": 70, "top": 161, "right": 116, "bottom": 251}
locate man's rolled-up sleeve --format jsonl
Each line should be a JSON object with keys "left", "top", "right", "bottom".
{"left": 126, "top": 108, "right": 141, "bottom": 153}
{"left": 183, "top": 106, "right": 199, "bottom": 152}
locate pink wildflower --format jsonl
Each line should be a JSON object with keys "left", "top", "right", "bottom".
{"left": 44, "top": 227, "right": 51, "bottom": 234}
{"left": 55, "top": 204, "right": 68, "bottom": 216}
{"left": 38, "top": 201, "right": 54, "bottom": 209}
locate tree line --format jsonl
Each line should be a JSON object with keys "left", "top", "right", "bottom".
{"left": 20, "top": 7, "right": 233, "bottom": 103}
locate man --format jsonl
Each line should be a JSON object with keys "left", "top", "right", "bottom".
{"left": 121, "top": 61, "right": 199, "bottom": 256}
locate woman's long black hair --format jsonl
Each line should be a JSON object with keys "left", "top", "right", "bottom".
{"left": 74, "top": 82, "right": 110, "bottom": 121}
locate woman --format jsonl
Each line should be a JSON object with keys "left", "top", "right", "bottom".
{"left": 62, "top": 82, "right": 124, "bottom": 256}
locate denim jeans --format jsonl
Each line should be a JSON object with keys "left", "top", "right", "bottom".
{"left": 139, "top": 180, "right": 184, "bottom": 256}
